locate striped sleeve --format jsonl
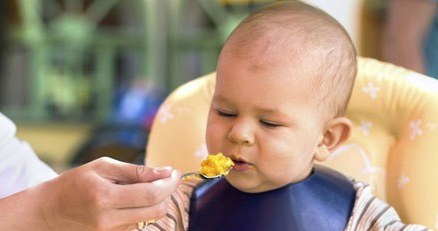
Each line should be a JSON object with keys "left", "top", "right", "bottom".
{"left": 345, "top": 181, "right": 431, "bottom": 231}
{"left": 145, "top": 178, "right": 199, "bottom": 231}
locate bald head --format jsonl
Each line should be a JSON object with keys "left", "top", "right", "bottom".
{"left": 219, "top": 1, "right": 357, "bottom": 118}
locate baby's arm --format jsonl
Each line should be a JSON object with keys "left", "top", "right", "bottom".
{"left": 346, "top": 181, "right": 431, "bottom": 231}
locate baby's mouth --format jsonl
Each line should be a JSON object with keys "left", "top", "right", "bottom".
{"left": 231, "top": 158, "right": 253, "bottom": 171}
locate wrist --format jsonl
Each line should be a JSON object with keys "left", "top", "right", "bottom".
{"left": 30, "top": 180, "right": 59, "bottom": 230}
{"left": 0, "top": 182, "right": 53, "bottom": 230}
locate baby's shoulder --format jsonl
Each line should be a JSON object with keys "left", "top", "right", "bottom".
{"left": 346, "top": 180, "right": 431, "bottom": 231}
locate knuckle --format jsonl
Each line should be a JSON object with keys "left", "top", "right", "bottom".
{"left": 91, "top": 157, "right": 112, "bottom": 170}
{"left": 97, "top": 156, "right": 113, "bottom": 165}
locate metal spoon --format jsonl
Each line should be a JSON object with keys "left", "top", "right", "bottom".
{"left": 182, "top": 168, "right": 232, "bottom": 180}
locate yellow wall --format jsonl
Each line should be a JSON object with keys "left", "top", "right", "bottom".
{"left": 15, "top": 123, "right": 92, "bottom": 172}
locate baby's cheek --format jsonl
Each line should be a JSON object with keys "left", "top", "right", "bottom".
{"left": 258, "top": 160, "right": 287, "bottom": 179}
{"left": 264, "top": 157, "right": 299, "bottom": 183}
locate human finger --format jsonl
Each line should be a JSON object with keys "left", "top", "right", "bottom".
{"left": 93, "top": 157, "right": 173, "bottom": 184}
{"left": 106, "top": 198, "right": 171, "bottom": 229}
{"left": 110, "top": 169, "right": 180, "bottom": 209}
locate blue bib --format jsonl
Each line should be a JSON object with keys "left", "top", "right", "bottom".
{"left": 188, "top": 165, "right": 355, "bottom": 231}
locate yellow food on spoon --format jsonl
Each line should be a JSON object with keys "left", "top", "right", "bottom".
{"left": 199, "top": 153, "right": 234, "bottom": 177}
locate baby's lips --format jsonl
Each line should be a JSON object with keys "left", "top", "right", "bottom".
{"left": 230, "top": 154, "right": 248, "bottom": 164}
{"left": 232, "top": 160, "right": 253, "bottom": 171}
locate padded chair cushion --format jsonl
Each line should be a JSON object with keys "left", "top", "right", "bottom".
{"left": 146, "top": 57, "right": 438, "bottom": 227}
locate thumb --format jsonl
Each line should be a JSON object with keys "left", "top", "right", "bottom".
{"left": 92, "top": 157, "right": 174, "bottom": 184}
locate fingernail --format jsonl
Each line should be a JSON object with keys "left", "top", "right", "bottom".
{"left": 153, "top": 166, "right": 172, "bottom": 174}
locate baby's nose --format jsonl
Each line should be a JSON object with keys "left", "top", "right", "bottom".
{"left": 227, "top": 121, "right": 255, "bottom": 145}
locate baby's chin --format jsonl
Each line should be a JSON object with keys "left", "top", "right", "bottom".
{"left": 225, "top": 174, "right": 284, "bottom": 193}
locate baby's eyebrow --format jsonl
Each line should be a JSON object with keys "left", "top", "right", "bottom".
{"left": 255, "top": 108, "right": 292, "bottom": 120}
{"left": 212, "top": 95, "right": 231, "bottom": 104}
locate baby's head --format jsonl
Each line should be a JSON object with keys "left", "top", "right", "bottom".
{"left": 206, "top": 1, "right": 357, "bottom": 193}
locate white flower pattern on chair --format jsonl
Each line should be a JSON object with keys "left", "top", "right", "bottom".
{"left": 409, "top": 119, "right": 423, "bottom": 140}
{"left": 157, "top": 104, "right": 174, "bottom": 124}
{"left": 362, "top": 82, "right": 380, "bottom": 99}
{"left": 358, "top": 120, "right": 373, "bottom": 136}
{"left": 397, "top": 174, "right": 410, "bottom": 189}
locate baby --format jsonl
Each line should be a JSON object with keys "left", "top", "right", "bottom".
{"left": 144, "top": 1, "right": 430, "bottom": 231}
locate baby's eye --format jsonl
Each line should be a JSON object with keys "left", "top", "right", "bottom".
{"left": 260, "top": 120, "right": 281, "bottom": 128}
{"left": 217, "top": 110, "right": 236, "bottom": 117}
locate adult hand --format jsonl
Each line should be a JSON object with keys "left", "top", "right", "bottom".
{"left": 0, "top": 157, "right": 181, "bottom": 231}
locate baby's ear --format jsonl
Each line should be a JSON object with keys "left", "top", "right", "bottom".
{"left": 314, "top": 117, "right": 352, "bottom": 161}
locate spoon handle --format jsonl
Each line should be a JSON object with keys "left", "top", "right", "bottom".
{"left": 182, "top": 172, "right": 222, "bottom": 180}
{"left": 181, "top": 172, "right": 201, "bottom": 180}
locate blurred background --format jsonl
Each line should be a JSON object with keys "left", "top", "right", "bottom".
{"left": 0, "top": 0, "right": 416, "bottom": 172}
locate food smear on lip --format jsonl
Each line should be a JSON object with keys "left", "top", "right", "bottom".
{"left": 199, "top": 153, "right": 234, "bottom": 177}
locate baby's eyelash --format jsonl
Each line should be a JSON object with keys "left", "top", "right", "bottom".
{"left": 217, "top": 110, "right": 236, "bottom": 117}
{"left": 260, "top": 120, "right": 281, "bottom": 128}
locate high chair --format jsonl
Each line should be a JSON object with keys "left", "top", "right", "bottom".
{"left": 146, "top": 57, "right": 438, "bottom": 228}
